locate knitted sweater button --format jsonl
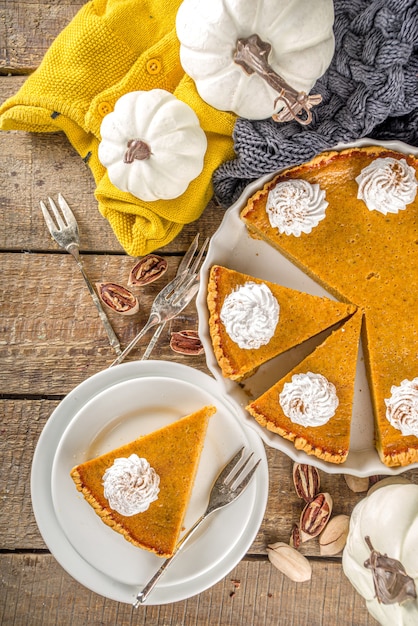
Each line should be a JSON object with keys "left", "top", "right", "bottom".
{"left": 98, "top": 102, "right": 112, "bottom": 116}
{"left": 146, "top": 58, "right": 162, "bottom": 75}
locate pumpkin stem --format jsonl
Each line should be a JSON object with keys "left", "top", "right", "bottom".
{"left": 233, "top": 34, "right": 322, "bottom": 126}
{"left": 124, "top": 139, "right": 152, "bottom": 164}
{"left": 364, "top": 535, "right": 417, "bottom": 605}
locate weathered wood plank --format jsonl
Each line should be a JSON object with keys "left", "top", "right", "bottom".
{"left": 0, "top": 252, "right": 212, "bottom": 394}
{"left": 0, "top": 554, "right": 378, "bottom": 626}
{"left": 0, "top": 1, "right": 86, "bottom": 73}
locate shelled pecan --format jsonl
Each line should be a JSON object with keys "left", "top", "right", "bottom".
{"left": 299, "top": 492, "right": 333, "bottom": 542}
{"left": 128, "top": 254, "right": 168, "bottom": 286}
{"left": 170, "top": 330, "right": 204, "bottom": 355}
{"left": 96, "top": 282, "right": 139, "bottom": 315}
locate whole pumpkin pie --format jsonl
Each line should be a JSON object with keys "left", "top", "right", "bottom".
{"left": 207, "top": 264, "right": 356, "bottom": 381}
{"left": 241, "top": 145, "right": 418, "bottom": 466}
{"left": 70, "top": 405, "right": 216, "bottom": 558}
{"left": 246, "top": 309, "right": 363, "bottom": 464}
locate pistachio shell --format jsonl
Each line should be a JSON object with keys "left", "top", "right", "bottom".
{"left": 267, "top": 542, "right": 312, "bottom": 582}
{"left": 319, "top": 514, "right": 350, "bottom": 556}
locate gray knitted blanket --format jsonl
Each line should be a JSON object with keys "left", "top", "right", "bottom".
{"left": 212, "top": 0, "right": 418, "bottom": 207}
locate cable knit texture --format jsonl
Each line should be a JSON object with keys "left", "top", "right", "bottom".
{"left": 0, "top": 0, "right": 236, "bottom": 256}
{"left": 213, "top": 0, "right": 418, "bottom": 207}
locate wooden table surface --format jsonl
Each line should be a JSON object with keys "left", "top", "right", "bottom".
{"left": 1, "top": 3, "right": 417, "bottom": 625}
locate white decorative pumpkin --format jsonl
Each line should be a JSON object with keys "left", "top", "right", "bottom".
{"left": 176, "top": 0, "right": 335, "bottom": 122}
{"left": 98, "top": 90, "right": 207, "bottom": 201}
{"left": 342, "top": 482, "right": 418, "bottom": 626}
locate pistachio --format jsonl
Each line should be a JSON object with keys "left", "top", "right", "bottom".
{"left": 299, "top": 492, "right": 333, "bottom": 542}
{"left": 170, "top": 330, "right": 204, "bottom": 355}
{"left": 344, "top": 474, "right": 370, "bottom": 493}
{"left": 293, "top": 463, "right": 320, "bottom": 502}
{"left": 96, "top": 282, "right": 139, "bottom": 315}
{"left": 128, "top": 254, "right": 168, "bottom": 287}
{"left": 319, "top": 514, "right": 350, "bottom": 556}
{"left": 267, "top": 542, "right": 312, "bottom": 582}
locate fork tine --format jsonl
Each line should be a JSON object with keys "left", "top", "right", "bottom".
{"left": 57, "top": 193, "right": 79, "bottom": 230}
{"left": 171, "top": 234, "right": 209, "bottom": 295}
{"left": 177, "top": 233, "right": 200, "bottom": 276}
{"left": 169, "top": 237, "right": 209, "bottom": 305}
{"left": 47, "top": 196, "right": 67, "bottom": 230}
{"left": 231, "top": 459, "right": 261, "bottom": 497}
{"left": 189, "top": 236, "right": 209, "bottom": 275}
{"left": 214, "top": 446, "right": 245, "bottom": 484}
{"left": 40, "top": 200, "right": 58, "bottom": 234}
{"left": 224, "top": 452, "right": 254, "bottom": 487}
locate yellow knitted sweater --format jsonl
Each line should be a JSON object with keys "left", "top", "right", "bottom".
{"left": 0, "top": 0, "right": 236, "bottom": 255}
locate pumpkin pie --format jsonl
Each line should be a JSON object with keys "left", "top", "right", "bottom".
{"left": 207, "top": 264, "right": 356, "bottom": 381}
{"left": 246, "top": 309, "right": 363, "bottom": 464}
{"left": 241, "top": 145, "right": 418, "bottom": 466}
{"left": 70, "top": 405, "right": 216, "bottom": 558}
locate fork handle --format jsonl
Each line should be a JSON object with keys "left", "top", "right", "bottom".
{"left": 110, "top": 314, "right": 159, "bottom": 367}
{"left": 141, "top": 321, "right": 167, "bottom": 360}
{"left": 75, "top": 259, "right": 122, "bottom": 356}
{"left": 133, "top": 512, "right": 207, "bottom": 607}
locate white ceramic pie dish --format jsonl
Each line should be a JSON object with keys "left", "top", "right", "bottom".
{"left": 196, "top": 138, "right": 418, "bottom": 477}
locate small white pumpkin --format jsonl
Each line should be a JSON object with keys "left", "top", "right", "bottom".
{"left": 342, "top": 481, "right": 418, "bottom": 626}
{"left": 176, "top": 0, "right": 335, "bottom": 123}
{"left": 98, "top": 89, "right": 207, "bottom": 201}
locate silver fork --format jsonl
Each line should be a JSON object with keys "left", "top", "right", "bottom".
{"left": 40, "top": 194, "right": 122, "bottom": 356}
{"left": 141, "top": 233, "right": 205, "bottom": 360}
{"left": 133, "top": 446, "right": 260, "bottom": 606}
{"left": 110, "top": 236, "right": 209, "bottom": 367}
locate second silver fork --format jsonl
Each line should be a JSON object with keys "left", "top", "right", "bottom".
{"left": 141, "top": 233, "right": 206, "bottom": 360}
{"left": 110, "top": 236, "right": 209, "bottom": 366}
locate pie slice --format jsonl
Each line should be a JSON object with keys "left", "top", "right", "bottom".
{"left": 207, "top": 265, "right": 357, "bottom": 381}
{"left": 70, "top": 405, "right": 216, "bottom": 558}
{"left": 246, "top": 309, "right": 363, "bottom": 464}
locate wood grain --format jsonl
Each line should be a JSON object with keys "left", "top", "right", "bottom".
{"left": 1, "top": 3, "right": 417, "bottom": 625}
{"left": 0, "top": 554, "right": 377, "bottom": 626}
{"left": 0, "top": 1, "right": 86, "bottom": 73}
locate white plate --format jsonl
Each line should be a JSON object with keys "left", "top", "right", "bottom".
{"left": 197, "top": 138, "right": 418, "bottom": 477}
{"left": 31, "top": 361, "right": 268, "bottom": 604}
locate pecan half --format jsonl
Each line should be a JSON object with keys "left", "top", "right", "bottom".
{"left": 293, "top": 463, "right": 320, "bottom": 502}
{"left": 299, "top": 492, "right": 333, "bottom": 542}
{"left": 96, "top": 282, "right": 139, "bottom": 315}
{"left": 289, "top": 524, "right": 301, "bottom": 550}
{"left": 170, "top": 330, "right": 204, "bottom": 355}
{"left": 128, "top": 254, "right": 168, "bottom": 287}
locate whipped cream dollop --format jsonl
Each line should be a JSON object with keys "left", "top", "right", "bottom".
{"left": 385, "top": 377, "right": 418, "bottom": 437}
{"left": 220, "top": 281, "right": 279, "bottom": 350}
{"left": 356, "top": 157, "right": 418, "bottom": 215}
{"left": 266, "top": 179, "right": 328, "bottom": 236}
{"left": 279, "top": 372, "right": 339, "bottom": 427}
{"left": 102, "top": 454, "right": 160, "bottom": 516}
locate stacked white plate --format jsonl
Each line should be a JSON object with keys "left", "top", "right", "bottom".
{"left": 31, "top": 361, "right": 268, "bottom": 604}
